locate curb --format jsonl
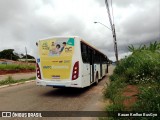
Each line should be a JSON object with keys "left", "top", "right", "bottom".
{"left": 0, "top": 80, "right": 35, "bottom": 89}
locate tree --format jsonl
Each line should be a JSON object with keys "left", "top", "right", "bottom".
{"left": 0, "top": 49, "right": 20, "bottom": 60}
{"left": 128, "top": 41, "right": 160, "bottom": 53}
{"left": 21, "top": 54, "right": 35, "bottom": 59}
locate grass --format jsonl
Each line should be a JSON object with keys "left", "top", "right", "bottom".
{"left": 0, "top": 76, "right": 36, "bottom": 86}
{"left": 133, "top": 83, "right": 160, "bottom": 112}
{"left": 102, "top": 41, "right": 160, "bottom": 120}
{"left": 104, "top": 78, "right": 127, "bottom": 102}
{"left": 113, "top": 50, "right": 160, "bottom": 84}
{"left": 0, "top": 64, "right": 35, "bottom": 70}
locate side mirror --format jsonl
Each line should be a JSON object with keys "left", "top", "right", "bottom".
{"left": 36, "top": 42, "right": 38, "bottom": 46}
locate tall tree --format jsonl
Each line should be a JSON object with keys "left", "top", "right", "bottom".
{"left": 0, "top": 49, "right": 20, "bottom": 60}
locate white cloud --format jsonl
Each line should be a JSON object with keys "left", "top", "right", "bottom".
{"left": 0, "top": 0, "right": 159, "bottom": 61}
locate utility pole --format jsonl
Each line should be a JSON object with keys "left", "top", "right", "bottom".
{"left": 25, "top": 46, "right": 28, "bottom": 64}
{"left": 105, "top": 0, "right": 118, "bottom": 62}
{"left": 112, "top": 24, "right": 118, "bottom": 62}
{"left": 11, "top": 54, "right": 12, "bottom": 60}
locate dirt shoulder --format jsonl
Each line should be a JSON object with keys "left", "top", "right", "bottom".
{"left": 0, "top": 72, "right": 36, "bottom": 81}
{"left": 0, "top": 69, "right": 35, "bottom": 75}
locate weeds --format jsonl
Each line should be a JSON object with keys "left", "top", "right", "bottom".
{"left": 0, "top": 76, "right": 36, "bottom": 86}
{"left": 104, "top": 78, "right": 126, "bottom": 101}
{"left": 103, "top": 41, "right": 160, "bottom": 120}
{"left": 133, "top": 84, "right": 160, "bottom": 111}
{"left": 113, "top": 50, "right": 160, "bottom": 84}
{"left": 128, "top": 41, "right": 160, "bottom": 52}
{"left": 0, "top": 64, "right": 35, "bottom": 70}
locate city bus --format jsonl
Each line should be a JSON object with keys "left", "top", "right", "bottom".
{"left": 36, "top": 36, "right": 109, "bottom": 88}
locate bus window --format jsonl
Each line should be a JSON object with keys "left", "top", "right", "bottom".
{"left": 81, "top": 42, "right": 89, "bottom": 63}
{"left": 94, "top": 52, "right": 100, "bottom": 64}
{"left": 88, "top": 47, "right": 92, "bottom": 64}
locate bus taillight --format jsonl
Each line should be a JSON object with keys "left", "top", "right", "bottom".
{"left": 72, "top": 61, "right": 79, "bottom": 80}
{"left": 36, "top": 63, "right": 41, "bottom": 79}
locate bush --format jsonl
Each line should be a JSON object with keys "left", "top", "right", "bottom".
{"left": 106, "top": 103, "right": 125, "bottom": 111}
{"left": 113, "top": 50, "right": 160, "bottom": 84}
{"left": 104, "top": 77, "right": 126, "bottom": 102}
{"left": 133, "top": 84, "right": 160, "bottom": 111}
{"left": 103, "top": 41, "right": 160, "bottom": 116}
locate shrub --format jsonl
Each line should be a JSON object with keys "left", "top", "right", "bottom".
{"left": 106, "top": 103, "right": 125, "bottom": 111}
{"left": 133, "top": 84, "right": 160, "bottom": 111}
{"left": 103, "top": 41, "right": 160, "bottom": 117}
{"left": 104, "top": 77, "right": 126, "bottom": 101}
{"left": 112, "top": 50, "right": 160, "bottom": 84}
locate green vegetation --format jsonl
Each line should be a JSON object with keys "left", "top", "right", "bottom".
{"left": 104, "top": 78, "right": 126, "bottom": 105}
{"left": 113, "top": 50, "right": 160, "bottom": 84}
{"left": 0, "top": 64, "right": 35, "bottom": 70}
{"left": 0, "top": 49, "right": 19, "bottom": 60}
{"left": 0, "top": 49, "right": 35, "bottom": 61}
{"left": 128, "top": 41, "right": 160, "bottom": 52}
{"left": 133, "top": 84, "right": 160, "bottom": 112}
{"left": 21, "top": 54, "right": 35, "bottom": 59}
{"left": 0, "top": 76, "right": 36, "bottom": 86}
{"left": 103, "top": 41, "right": 160, "bottom": 120}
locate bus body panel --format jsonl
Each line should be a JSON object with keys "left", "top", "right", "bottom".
{"left": 38, "top": 37, "right": 75, "bottom": 81}
{"left": 36, "top": 37, "right": 84, "bottom": 88}
{"left": 81, "top": 63, "right": 91, "bottom": 87}
{"left": 36, "top": 36, "right": 108, "bottom": 88}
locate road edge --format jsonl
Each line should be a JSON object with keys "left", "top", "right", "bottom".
{"left": 0, "top": 80, "right": 35, "bottom": 89}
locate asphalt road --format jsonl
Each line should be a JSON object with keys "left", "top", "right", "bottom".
{"left": 0, "top": 65, "right": 115, "bottom": 120}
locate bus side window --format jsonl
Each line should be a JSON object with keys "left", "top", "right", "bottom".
{"left": 102, "top": 56, "right": 108, "bottom": 64}
{"left": 81, "top": 42, "right": 89, "bottom": 63}
{"left": 88, "top": 47, "right": 92, "bottom": 64}
{"left": 94, "top": 51, "right": 100, "bottom": 64}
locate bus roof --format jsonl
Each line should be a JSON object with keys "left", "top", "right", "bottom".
{"left": 39, "top": 36, "right": 80, "bottom": 41}
{"left": 39, "top": 36, "right": 108, "bottom": 59}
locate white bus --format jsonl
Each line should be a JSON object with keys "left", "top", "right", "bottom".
{"left": 36, "top": 36, "right": 108, "bottom": 88}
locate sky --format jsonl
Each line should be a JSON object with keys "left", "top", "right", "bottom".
{"left": 0, "top": 0, "right": 159, "bottom": 61}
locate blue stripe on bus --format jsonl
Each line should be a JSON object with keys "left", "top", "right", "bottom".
{"left": 46, "top": 85, "right": 65, "bottom": 87}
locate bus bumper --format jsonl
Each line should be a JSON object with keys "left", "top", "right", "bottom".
{"left": 36, "top": 79, "right": 82, "bottom": 88}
